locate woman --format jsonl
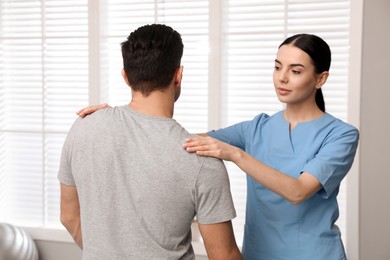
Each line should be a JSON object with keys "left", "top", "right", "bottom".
{"left": 183, "top": 34, "right": 359, "bottom": 260}
{"left": 78, "top": 34, "right": 359, "bottom": 259}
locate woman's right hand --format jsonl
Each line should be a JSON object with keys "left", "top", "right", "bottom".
{"left": 183, "top": 136, "right": 242, "bottom": 162}
{"left": 76, "top": 103, "right": 110, "bottom": 118}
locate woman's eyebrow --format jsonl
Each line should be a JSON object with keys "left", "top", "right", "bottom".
{"left": 290, "top": 63, "right": 305, "bottom": 68}
{"left": 274, "top": 59, "right": 305, "bottom": 68}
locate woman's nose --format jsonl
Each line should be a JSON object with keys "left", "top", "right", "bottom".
{"left": 278, "top": 69, "right": 288, "bottom": 83}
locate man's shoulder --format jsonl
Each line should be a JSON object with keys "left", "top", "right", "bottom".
{"left": 71, "top": 106, "right": 124, "bottom": 131}
{"left": 197, "top": 155, "right": 228, "bottom": 181}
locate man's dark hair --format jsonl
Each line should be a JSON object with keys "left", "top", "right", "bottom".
{"left": 121, "top": 24, "right": 184, "bottom": 96}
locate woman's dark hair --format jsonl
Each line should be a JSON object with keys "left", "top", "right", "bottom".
{"left": 121, "top": 24, "right": 184, "bottom": 96}
{"left": 279, "top": 34, "right": 331, "bottom": 112}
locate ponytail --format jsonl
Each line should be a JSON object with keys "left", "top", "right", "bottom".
{"left": 315, "top": 89, "right": 325, "bottom": 112}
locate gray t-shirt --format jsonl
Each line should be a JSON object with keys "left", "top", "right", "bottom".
{"left": 58, "top": 105, "right": 236, "bottom": 260}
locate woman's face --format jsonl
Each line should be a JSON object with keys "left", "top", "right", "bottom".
{"left": 273, "top": 44, "right": 320, "bottom": 106}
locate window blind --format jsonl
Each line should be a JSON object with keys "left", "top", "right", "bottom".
{"left": 103, "top": 0, "right": 210, "bottom": 133}
{"left": 0, "top": 0, "right": 351, "bottom": 250}
{"left": 286, "top": 1, "right": 351, "bottom": 244}
{"left": 0, "top": 0, "right": 88, "bottom": 227}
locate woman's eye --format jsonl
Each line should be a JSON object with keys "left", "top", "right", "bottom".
{"left": 274, "top": 66, "right": 280, "bottom": 71}
{"left": 292, "top": 70, "right": 301, "bottom": 74}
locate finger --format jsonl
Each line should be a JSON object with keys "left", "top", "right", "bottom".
{"left": 184, "top": 144, "right": 210, "bottom": 152}
{"left": 184, "top": 145, "right": 200, "bottom": 152}
{"left": 183, "top": 141, "right": 207, "bottom": 151}
{"left": 195, "top": 150, "right": 219, "bottom": 158}
{"left": 185, "top": 137, "right": 210, "bottom": 145}
{"left": 184, "top": 147, "right": 197, "bottom": 153}
{"left": 76, "top": 108, "right": 89, "bottom": 117}
{"left": 77, "top": 108, "right": 93, "bottom": 118}
{"left": 183, "top": 139, "right": 201, "bottom": 147}
{"left": 76, "top": 103, "right": 109, "bottom": 117}
{"left": 184, "top": 137, "right": 200, "bottom": 143}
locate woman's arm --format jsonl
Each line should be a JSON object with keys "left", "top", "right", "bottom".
{"left": 183, "top": 136, "right": 322, "bottom": 205}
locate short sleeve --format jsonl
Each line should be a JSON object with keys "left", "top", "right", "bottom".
{"left": 57, "top": 122, "right": 77, "bottom": 186}
{"left": 208, "top": 113, "right": 270, "bottom": 150}
{"left": 302, "top": 126, "right": 359, "bottom": 199}
{"left": 194, "top": 157, "right": 236, "bottom": 224}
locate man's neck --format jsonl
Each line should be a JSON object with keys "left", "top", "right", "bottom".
{"left": 128, "top": 90, "right": 175, "bottom": 118}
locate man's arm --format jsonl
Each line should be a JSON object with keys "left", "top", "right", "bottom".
{"left": 60, "top": 183, "right": 83, "bottom": 249}
{"left": 198, "top": 221, "right": 242, "bottom": 260}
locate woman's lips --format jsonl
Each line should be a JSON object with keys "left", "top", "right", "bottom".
{"left": 277, "top": 87, "right": 291, "bottom": 95}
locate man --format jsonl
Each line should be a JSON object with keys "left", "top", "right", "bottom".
{"left": 58, "top": 24, "right": 242, "bottom": 260}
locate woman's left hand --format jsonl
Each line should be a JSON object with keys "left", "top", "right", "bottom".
{"left": 183, "top": 136, "right": 240, "bottom": 162}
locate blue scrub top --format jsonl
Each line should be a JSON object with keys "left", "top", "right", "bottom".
{"left": 208, "top": 111, "right": 359, "bottom": 260}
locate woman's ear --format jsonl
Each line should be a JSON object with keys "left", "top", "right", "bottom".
{"left": 121, "top": 69, "right": 131, "bottom": 86}
{"left": 316, "top": 71, "right": 329, "bottom": 89}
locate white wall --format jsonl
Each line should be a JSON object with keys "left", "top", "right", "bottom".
{"left": 358, "top": 0, "right": 390, "bottom": 259}
{"left": 34, "top": 240, "right": 208, "bottom": 260}
{"left": 35, "top": 241, "right": 81, "bottom": 260}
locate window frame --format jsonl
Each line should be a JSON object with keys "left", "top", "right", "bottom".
{"left": 1, "top": 0, "right": 362, "bottom": 258}
{"left": 345, "top": 0, "right": 363, "bottom": 258}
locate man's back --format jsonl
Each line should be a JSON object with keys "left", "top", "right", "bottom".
{"left": 58, "top": 105, "right": 236, "bottom": 259}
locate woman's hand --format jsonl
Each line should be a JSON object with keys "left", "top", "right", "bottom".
{"left": 185, "top": 136, "right": 322, "bottom": 205}
{"left": 76, "top": 103, "right": 109, "bottom": 118}
{"left": 183, "top": 136, "right": 241, "bottom": 162}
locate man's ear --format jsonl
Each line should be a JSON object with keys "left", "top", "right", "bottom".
{"left": 174, "top": 66, "right": 184, "bottom": 86}
{"left": 316, "top": 71, "right": 329, "bottom": 89}
{"left": 121, "top": 69, "right": 131, "bottom": 86}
